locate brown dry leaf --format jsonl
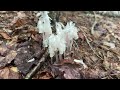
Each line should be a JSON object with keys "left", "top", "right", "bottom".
{"left": 5, "top": 50, "right": 17, "bottom": 64}
{"left": 107, "top": 51, "right": 113, "bottom": 58}
{"left": 59, "top": 59, "right": 74, "bottom": 65}
{"left": 80, "top": 68, "right": 105, "bottom": 79}
{"left": 0, "top": 45, "right": 8, "bottom": 55}
{"left": 90, "top": 55, "right": 98, "bottom": 62}
{"left": 93, "top": 31, "right": 102, "bottom": 39}
{"left": 78, "top": 31, "right": 85, "bottom": 40}
{"left": 59, "top": 64, "right": 81, "bottom": 79}
{"left": 31, "top": 34, "right": 42, "bottom": 42}
{"left": 51, "top": 62, "right": 82, "bottom": 79}
{"left": 10, "top": 12, "right": 27, "bottom": 27}
{"left": 103, "top": 41, "right": 115, "bottom": 49}
{"left": 110, "top": 62, "right": 120, "bottom": 70}
{"left": 38, "top": 71, "right": 53, "bottom": 79}
{"left": 0, "top": 31, "right": 11, "bottom": 40}
{"left": 7, "top": 36, "right": 18, "bottom": 48}
{"left": 103, "top": 59, "right": 110, "bottom": 70}
{"left": 10, "top": 67, "right": 19, "bottom": 73}
{"left": 104, "top": 34, "right": 111, "bottom": 41}
{"left": 0, "top": 67, "right": 19, "bottom": 79}
{"left": 116, "top": 65, "right": 120, "bottom": 71}
{"left": 8, "top": 69, "right": 19, "bottom": 79}
{"left": 17, "top": 12, "right": 26, "bottom": 19}
{"left": 12, "top": 18, "right": 27, "bottom": 28}
{"left": 0, "top": 67, "right": 9, "bottom": 79}
{"left": 0, "top": 56, "right": 5, "bottom": 62}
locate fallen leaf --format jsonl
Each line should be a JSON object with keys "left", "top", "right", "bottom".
{"left": 0, "top": 67, "right": 19, "bottom": 79}
{"left": 80, "top": 68, "right": 104, "bottom": 79}
{"left": 31, "top": 34, "right": 42, "bottom": 42}
{"left": 104, "top": 34, "right": 111, "bottom": 41}
{"left": 12, "top": 18, "right": 27, "bottom": 27}
{"left": 59, "top": 65, "right": 81, "bottom": 79}
{"left": 50, "top": 63, "right": 82, "bottom": 79}
{"left": 10, "top": 67, "right": 19, "bottom": 73}
{"left": 37, "top": 71, "right": 53, "bottom": 79}
{"left": 103, "top": 41, "right": 115, "bottom": 49}
{"left": 10, "top": 12, "right": 27, "bottom": 28}
{"left": 0, "top": 44, "right": 8, "bottom": 56}
{"left": 90, "top": 56, "right": 98, "bottom": 62}
{"left": 78, "top": 31, "right": 85, "bottom": 40}
{"left": 116, "top": 65, "right": 120, "bottom": 71}
{"left": 5, "top": 50, "right": 17, "bottom": 64}
{"left": 93, "top": 31, "right": 101, "bottom": 39}
{"left": 7, "top": 36, "right": 18, "bottom": 48}
{"left": 0, "top": 31, "right": 11, "bottom": 40}
{"left": 17, "top": 12, "right": 26, "bottom": 19}
{"left": 0, "top": 67, "right": 9, "bottom": 79}
{"left": 59, "top": 59, "right": 74, "bottom": 65}
{"left": 103, "top": 59, "right": 110, "bottom": 70}
{"left": 8, "top": 69, "right": 20, "bottom": 79}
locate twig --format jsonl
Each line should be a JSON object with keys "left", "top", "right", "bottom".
{"left": 99, "top": 45, "right": 120, "bottom": 57}
{"left": 80, "top": 28, "right": 103, "bottom": 60}
{"left": 73, "top": 40, "right": 79, "bottom": 50}
{"left": 25, "top": 49, "right": 48, "bottom": 79}
{"left": 91, "top": 11, "right": 97, "bottom": 35}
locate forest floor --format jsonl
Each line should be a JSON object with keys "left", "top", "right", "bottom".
{"left": 0, "top": 11, "right": 120, "bottom": 79}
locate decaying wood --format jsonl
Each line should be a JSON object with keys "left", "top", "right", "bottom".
{"left": 25, "top": 49, "right": 48, "bottom": 79}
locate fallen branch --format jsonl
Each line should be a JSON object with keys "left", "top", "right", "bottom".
{"left": 25, "top": 49, "right": 48, "bottom": 79}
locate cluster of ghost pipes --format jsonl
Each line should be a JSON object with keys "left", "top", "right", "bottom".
{"left": 37, "top": 11, "right": 79, "bottom": 62}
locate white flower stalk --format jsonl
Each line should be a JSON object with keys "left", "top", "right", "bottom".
{"left": 63, "top": 21, "right": 78, "bottom": 51}
{"left": 48, "top": 33, "right": 66, "bottom": 58}
{"left": 55, "top": 22, "right": 66, "bottom": 60}
{"left": 48, "top": 34, "right": 58, "bottom": 57}
{"left": 56, "top": 22, "right": 64, "bottom": 35}
{"left": 37, "top": 12, "right": 79, "bottom": 62}
{"left": 37, "top": 11, "right": 52, "bottom": 47}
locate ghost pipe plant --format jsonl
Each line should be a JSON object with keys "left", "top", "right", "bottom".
{"left": 37, "top": 11, "right": 79, "bottom": 63}
{"left": 48, "top": 22, "right": 66, "bottom": 62}
{"left": 63, "top": 21, "right": 78, "bottom": 51}
{"left": 37, "top": 11, "right": 52, "bottom": 47}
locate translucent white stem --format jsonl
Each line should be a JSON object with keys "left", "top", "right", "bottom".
{"left": 55, "top": 52, "right": 58, "bottom": 63}
{"left": 51, "top": 57, "right": 53, "bottom": 64}
{"left": 70, "top": 40, "right": 73, "bottom": 51}
{"left": 43, "top": 33, "right": 45, "bottom": 42}
{"left": 59, "top": 54, "right": 62, "bottom": 61}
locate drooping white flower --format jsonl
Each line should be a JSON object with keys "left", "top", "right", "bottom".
{"left": 56, "top": 22, "right": 64, "bottom": 35}
{"left": 48, "top": 34, "right": 58, "bottom": 57}
{"left": 37, "top": 11, "right": 52, "bottom": 34}
{"left": 55, "top": 22, "right": 66, "bottom": 55}
{"left": 48, "top": 33, "right": 66, "bottom": 58}
{"left": 64, "top": 21, "right": 78, "bottom": 40}
{"left": 36, "top": 12, "right": 79, "bottom": 58}
{"left": 63, "top": 21, "right": 78, "bottom": 51}
{"left": 37, "top": 11, "right": 52, "bottom": 47}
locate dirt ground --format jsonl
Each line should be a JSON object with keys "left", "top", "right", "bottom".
{"left": 0, "top": 11, "right": 120, "bottom": 79}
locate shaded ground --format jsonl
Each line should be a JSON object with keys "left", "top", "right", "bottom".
{"left": 0, "top": 11, "right": 120, "bottom": 79}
